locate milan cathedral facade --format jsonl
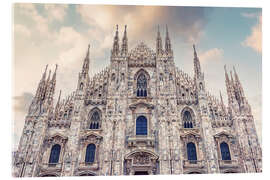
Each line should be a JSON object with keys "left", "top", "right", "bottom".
{"left": 13, "top": 25, "right": 262, "bottom": 177}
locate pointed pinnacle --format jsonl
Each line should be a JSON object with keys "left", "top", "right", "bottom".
{"left": 193, "top": 44, "right": 197, "bottom": 57}
{"left": 87, "top": 44, "right": 90, "bottom": 53}
{"left": 115, "top": 24, "right": 119, "bottom": 36}
{"left": 230, "top": 70, "right": 234, "bottom": 82}
{"left": 233, "top": 65, "right": 240, "bottom": 82}
{"left": 220, "top": 91, "right": 224, "bottom": 103}
{"left": 224, "top": 65, "right": 230, "bottom": 80}
{"left": 42, "top": 64, "right": 49, "bottom": 80}
{"left": 56, "top": 90, "right": 62, "bottom": 105}
{"left": 47, "top": 70, "right": 51, "bottom": 81}
{"left": 45, "top": 64, "right": 48, "bottom": 73}
{"left": 55, "top": 64, "right": 58, "bottom": 73}
{"left": 51, "top": 64, "right": 58, "bottom": 82}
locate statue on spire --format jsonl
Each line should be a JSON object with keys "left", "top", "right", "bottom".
{"left": 112, "top": 24, "right": 119, "bottom": 56}
{"left": 165, "top": 25, "right": 172, "bottom": 54}
{"left": 156, "top": 25, "right": 163, "bottom": 55}
{"left": 193, "top": 44, "right": 202, "bottom": 79}
{"left": 121, "top": 25, "right": 128, "bottom": 56}
{"left": 82, "top": 44, "right": 90, "bottom": 77}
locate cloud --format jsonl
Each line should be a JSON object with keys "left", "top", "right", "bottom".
{"left": 14, "top": 24, "right": 31, "bottom": 37}
{"left": 199, "top": 48, "right": 224, "bottom": 63}
{"left": 44, "top": 4, "right": 68, "bottom": 22}
{"left": 13, "top": 92, "right": 34, "bottom": 113}
{"left": 76, "top": 5, "right": 209, "bottom": 47}
{"left": 242, "top": 14, "right": 262, "bottom": 54}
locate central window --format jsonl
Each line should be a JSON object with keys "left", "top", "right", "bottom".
{"left": 187, "top": 142, "right": 197, "bottom": 161}
{"left": 49, "top": 144, "right": 61, "bottom": 164}
{"left": 89, "top": 109, "right": 101, "bottom": 129}
{"left": 136, "top": 116, "right": 147, "bottom": 135}
{"left": 137, "top": 73, "right": 147, "bottom": 97}
{"left": 220, "top": 142, "right": 231, "bottom": 160}
{"left": 183, "top": 110, "right": 193, "bottom": 128}
{"left": 85, "top": 144, "right": 96, "bottom": 163}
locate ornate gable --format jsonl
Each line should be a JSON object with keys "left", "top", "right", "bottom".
{"left": 80, "top": 132, "right": 103, "bottom": 145}
{"left": 128, "top": 42, "right": 156, "bottom": 67}
{"left": 214, "top": 131, "right": 233, "bottom": 139}
{"left": 45, "top": 133, "right": 68, "bottom": 144}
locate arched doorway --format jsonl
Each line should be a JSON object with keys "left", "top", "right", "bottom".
{"left": 124, "top": 150, "right": 159, "bottom": 175}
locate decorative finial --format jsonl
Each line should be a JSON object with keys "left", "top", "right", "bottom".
{"left": 193, "top": 44, "right": 197, "bottom": 57}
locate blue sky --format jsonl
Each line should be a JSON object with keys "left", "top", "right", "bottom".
{"left": 13, "top": 4, "right": 262, "bottom": 150}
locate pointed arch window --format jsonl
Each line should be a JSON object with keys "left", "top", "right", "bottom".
{"left": 220, "top": 142, "right": 231, "bottom": 160}
{"left": 136, "top": 116, "right": 147, "bottom": 135}
{"left": 183, "top": 111, "right": 193, "bottom": 128}
{"left": 85, "top": 144, "right": 96, "bottom": 163}
{"left": 187, "top": 142, "right": 197, "bottom": 161}
{"left": 89, "top": 110, "right": 100, "bottom": 129}
{"left": 137, "top": 73, "right": 147, "bottom": 97}
{"left": 49, "top": 144, "right": 61, "bottom": 164}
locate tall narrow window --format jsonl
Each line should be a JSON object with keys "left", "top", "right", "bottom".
{"left": 89, "top": 110, "right": 100, "bottom": 129}
{"left": 85, "top": 144, "right": 96, "bottom": 163}
{"left": 187, "top": 142, "right": 197, "bottom": 161}
{"left": 220, "top": 142, "right": 231, "bottom": 160}
{"left": 136, "top": 116, "right": 147, "bottom": 135}
{"left": 137, "top": 73, "right": 147, "bottom": 97}
{"left": 183, "top": 111, "right": 193, "bottom": 128}
{"left": 49, "top": 144, "right": 61, "bottom": 164}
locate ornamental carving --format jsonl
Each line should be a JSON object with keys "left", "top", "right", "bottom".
{"left": 133, "top": 153, "right": 150, "bottom": 165}
{"left": 124, "top": 150, "right": 159, "bottom": 175}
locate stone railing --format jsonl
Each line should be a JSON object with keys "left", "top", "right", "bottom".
{"left": 128, "top": 58, "right": 156, "bottom": 67}
{"left": 78, "top": 162, "right": 99, "bottom": 171}
{"left": 212, "top": 120, "right": 233, "bottom": 128}
{"left": 177, "top": 98, "right": 197, "bottom": 105}
{"left": 127, "top": 136, "right": 155, "bottom": 148}
{"left": 218, "top": 160, "right": 238, "bottom": 168}
{"left": 40, "top": 163, "right": 62, "bottom": 172}
{"left": 48, "top": 119, "right": 71, "bottom": 128}
{"left": 183, "top": 160, "right": 205, "bottom": 168}
{"left": 84, "top": 98, "right": 107, "bottom": 106}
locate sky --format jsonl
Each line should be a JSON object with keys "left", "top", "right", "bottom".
{"left": 12, "top": 3, "right": 262, "bottom": 150}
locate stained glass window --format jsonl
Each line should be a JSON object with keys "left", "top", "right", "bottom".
{"left": 49, "top": 144, "right": 61, "bottom": 164}
{"left": 183, "top": 111, "right": 193, "bottom": 128}
{"left": 136, "top": 116, "right": 147, "bottom": 135}
{"left": 85, "top": 144, "right": 96, "bottom": 163}
{"left": 89, "top": 111, "right": 100, "bottom": 129}
{"left": 137, "top": 73, "right": 147, "bottom": 97}
{"left": 220, "top": 142, "right": 231, "bottom": 160}
{"left": 187, "top": 142, "right": 197, "bottom": 161}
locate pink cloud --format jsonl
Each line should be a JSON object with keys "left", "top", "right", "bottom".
{"left": 242, "top": 15, "right": 262, "bottom": 54}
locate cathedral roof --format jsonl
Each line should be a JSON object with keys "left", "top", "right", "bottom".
{"left": 128, "top": 42, "right": 156, "bottom": 61}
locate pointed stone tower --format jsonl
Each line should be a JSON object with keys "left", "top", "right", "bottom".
{"left": 193, "top": 44, "right": 220, "bottom": 173}
{"left": 14, "top": 65, "right": 57, "bottom": 177}
{"left": 225, "top": 66, "right": 262, "bottom": 172}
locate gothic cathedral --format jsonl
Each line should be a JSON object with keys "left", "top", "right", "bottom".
{"left": 13, "top": 25, "right": 262, "bottom": 177}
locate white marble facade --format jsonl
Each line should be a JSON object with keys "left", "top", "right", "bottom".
{"left": 13, "top": 25, "right": 262, "bottom": 177}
